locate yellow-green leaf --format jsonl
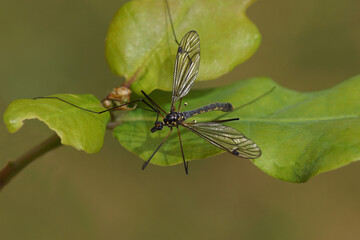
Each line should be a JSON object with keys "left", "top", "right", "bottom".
{"left": 113, "top": 75, "right": 360, "bottom": 182}
{"left": 106, "top": 0, "right": 260, "bottom": 95}
{"left": 4, "top": 94, "right": 109, "bottom": 153}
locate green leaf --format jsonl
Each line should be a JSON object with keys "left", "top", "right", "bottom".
{"left": 113, "top": 75, "right": 360, "bottom": 183}
{"left": 106, "top": 0, "right": 260, "bottom": 95}
{"left": 3, "top": 94, "right": 110, "bottom": 153}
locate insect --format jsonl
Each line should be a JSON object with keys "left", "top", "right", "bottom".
{"left": 138, "top": 30, "right": 261, "bottom": 174}
{"left": 33, "top": 0, "right": 265, "bottom": 174}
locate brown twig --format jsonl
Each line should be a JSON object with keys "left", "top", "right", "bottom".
{"left": 0, "top": 134, "right": 61, "bottom": 191}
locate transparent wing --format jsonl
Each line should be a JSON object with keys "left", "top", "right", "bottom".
{"left": 171, "top": 31, "right": 200, "bottom": 110}
{"left": 182, "top": 121, "right": 261, "bottom": 159}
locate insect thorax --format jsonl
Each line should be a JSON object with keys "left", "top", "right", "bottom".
{"left": 163, "top": 112, "right": 185, "bottom": 126}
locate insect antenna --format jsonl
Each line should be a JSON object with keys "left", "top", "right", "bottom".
{"left": 142, "top": 128, "right": 173, "bottom": 170}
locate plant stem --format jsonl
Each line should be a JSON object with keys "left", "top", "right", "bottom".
{"left": 0, "top": 134, "right": 61, "bottom": 191}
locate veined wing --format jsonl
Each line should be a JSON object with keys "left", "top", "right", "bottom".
{"left": 171, "top": 31, "right": 200, "bottom": 110}
{"left": 182, "top": 121, "right": 261, "bottom": 159}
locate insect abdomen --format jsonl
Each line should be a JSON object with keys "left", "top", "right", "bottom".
{"left": 182, "top": 103, "right": 233, "bottom": 119}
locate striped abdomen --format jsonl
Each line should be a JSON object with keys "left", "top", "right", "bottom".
{"left": 182, "top": 103, "right": 233, "bottom": 120}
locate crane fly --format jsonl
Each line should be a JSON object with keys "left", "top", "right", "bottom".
{"left": 33, "top": 0, "right": 265, "bottom": 174}
{"left": 137, "top": 30, "right": 261, "bottom": 174}
{"left": 34, "top": 30, "right": 262, "bottom": 174}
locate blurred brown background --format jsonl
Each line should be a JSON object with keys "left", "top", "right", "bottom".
{"left": 1, "top": 0, "right": 360, "bottom": 239}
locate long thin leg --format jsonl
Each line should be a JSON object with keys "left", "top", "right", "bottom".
{"left": 177, "top": 98, "right": 183, "bottom": 112}
{"left": 214, "top": 86, "right": 276, "bottom": 120}
{"left": 105, "top": 97, "right": 156, "bottom": 113}
{"left": 141, "top": 90, "right": 167, "bottom": 115}
{"left": 164, "top": 0, "right": 180, "bottom": 45}
{"left": 104, "top": 98, "right": 161, "bottom": 127}
{"left": 34, "top": 96, "right": 159, "bottom": 115}
{"left": 181, "top": 123, "right": 231, "bottom": 154}
{"left": 210, "top": 118, "right": 239, "bottom": 123}
{"left": 233, "top": 86, "right": 276, "bottom": 112}
{"left": 177, "top": 126, "right": 188, "bottom": 174}
{"left": 185, "top": 118, "right": 240, "bottom": 126}
{"left": 102, "top": 99, "right": 159, "bottom": 114}
{"left": 142, "top": 128, "right": 173, "bottom": 171}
